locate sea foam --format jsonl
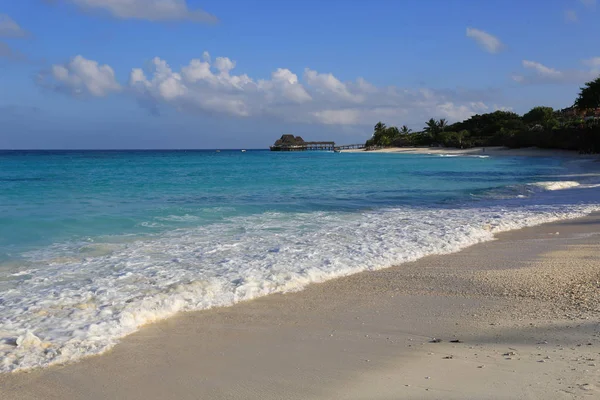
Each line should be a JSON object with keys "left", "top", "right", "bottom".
{"left": 1, "top": 199, "right": 599, "bottom": 372}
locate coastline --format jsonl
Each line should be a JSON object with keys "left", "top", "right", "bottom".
{"left": 2, "top": 213, "right": 599, "bottom": 399}
{"left": 342, "top": 146, "right": 599, "bottom": 158}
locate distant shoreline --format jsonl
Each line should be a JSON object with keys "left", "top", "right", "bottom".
{"left": 342, "top": 146, "right": 599, "bottom": 158}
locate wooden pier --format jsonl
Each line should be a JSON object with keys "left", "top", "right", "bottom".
{"left": 270, "top": 135, "right": 365, "bottom": 152}
{"left": 334, "top": 143, "right": 365, "bottom": 151}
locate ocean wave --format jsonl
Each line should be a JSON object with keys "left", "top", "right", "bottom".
{"left": 529, "top": 181, "right": 581, "bottom": 191}
{"left": 1, "top": 200, "right": 599, "bottom": 372}
{"left": 471, "top": 179, "right": 600, "bottom": 201}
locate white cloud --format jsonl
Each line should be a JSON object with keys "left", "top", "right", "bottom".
{"left": 522, "top": 60, "right": 562, "bottom": 77}
{"left": 313, "top": 109, "right": 360, "bottom": 125}
{"left": 493, "top": 104, "right": 514, "bottom": 112}
{"left": 565, "top": 10, "right": 578, "bottom": 22}
{"left": 466, "top": 27, "right": 504, "bottom": 54}
{"left": 513, "top": 59, "right": 599, "bottom": 84}
{"left": 59, "top": 0, "right": 217, "bottom": 23}
{"left": 580, "top": 0, "right": 596, "bottom": 8}
{"left": 213, "top": 57, "right": 235, "bottom": 73}
{"left": 258, "top": 68, "right": 312, "bottom": 103}
{"left": 437, "top": 102, "right": 489, "bottom": 121}
{"left": 41, "top": 52, "right": 504, "bottom": 127}
{"left": 303, "top": 68, "right": 363, "bottom": 102}
{"left": 41, "top": 55, "right": 121, "bottom": 96}
{"left": 582, "top": 57, "right": 600, "bottom": 69}
{"left": 0, "top": 14, "right": 29, "bottom": 38}
{"left": 130, "top": 56, "right": 251, "bottom": 116}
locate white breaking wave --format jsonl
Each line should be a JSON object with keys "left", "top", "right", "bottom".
{"left": 1, "top": 203, "right": 599, "bottom": 372}
{"left": 529, "top": 181, "right": 581, "bottom": 191}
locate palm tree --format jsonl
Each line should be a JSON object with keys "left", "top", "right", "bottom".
{"left": 438, "top": 118, "right": 448, "bottom": 132}
{"left": 424, "top": 118, "right": 439, "bottom": 134}
{"left": 424, "top": 118, "right": 442, "bottom": 144}
{"left": 374, "top": 121, "right": 387, "bottom": 134}
{"left": 400, "top": 125, "right": 412, "bottom": 135}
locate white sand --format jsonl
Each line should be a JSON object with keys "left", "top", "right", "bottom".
{"left": 1, "top": 216, "right": 600, "bottom": 399}
{"left": 343, "top": 146, "right": 597, "bottom": 159}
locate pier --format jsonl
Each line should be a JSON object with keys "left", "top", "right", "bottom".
{"left": 270, "top": 135, "right": 365, "bottom": 151}
{"left": 334, "top": 143, "right": 365, "bottom": 151}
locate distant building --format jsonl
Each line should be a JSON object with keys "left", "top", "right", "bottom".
{"left": 270, "top": 135, "right": 335, "bottom": 151}
{"left": 272, "top": 134, "right": 306, "bottom": 148}
{"left": 559, "top": 106, "right": 600, "bottom": 117}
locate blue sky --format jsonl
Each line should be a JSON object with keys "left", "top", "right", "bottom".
{"left": 1, "top": 0, "right": 599, "bottom": 149}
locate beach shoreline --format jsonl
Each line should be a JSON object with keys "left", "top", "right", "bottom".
{"left": 2, "top": 214, "right": 599, "bottom": 399}
{"left": 343, "top": 146, "right": 599, "bottom": 159}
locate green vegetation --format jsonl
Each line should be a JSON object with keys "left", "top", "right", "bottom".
{"left": 365, "top": 77, "right": 600, "bottom": 153}
{"left": 575, "top": 77, "right": 600, "bottom": 110}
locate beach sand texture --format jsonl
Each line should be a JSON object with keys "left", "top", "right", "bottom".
{"left": 1, "top": 215, "right": 599, "bottom": 399}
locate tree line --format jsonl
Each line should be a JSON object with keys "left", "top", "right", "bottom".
{"left": 365, "top": 76, "right": 600, "bottom": 153}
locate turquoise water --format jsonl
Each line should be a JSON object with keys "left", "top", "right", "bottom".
{"left": 0, "top": 150, "right": 580, "bottom": 258}
{"left": 1, "top": 149, "right": 600, "bottom": 371}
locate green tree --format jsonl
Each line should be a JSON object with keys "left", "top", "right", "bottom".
{"left": 523, "top": 106, "right": 557, "bottom": 129}
{"left": 424, "top": 118, "right": 441, "bottom": 143}
{"left": 453, "top": 111, "right": 523, "bottom": 139}
{"left": 456, "top": 130, "right": 469, "bottom": 148}
{"left": 386, "top": 126, "right": 400, "bottom": 140}
{"left": 374, "top": 121, "right": 387, "bottom": 133}
{"left": 367, "top": 122, "right": 404, "bottom": 147}
{"left": 575, "top": 76, "right": 600, "bottom": 110}
{"left": 400, "top": 125, "right": 412, "bottom": 135}
{"left": 371, "top": 122, "right": 388, "bottom": 146}
{"left": 438, "top": 118, "right": 448, "bottom": 132}
{"left": 424, "top": 118, "right": 439, "bottom": 134}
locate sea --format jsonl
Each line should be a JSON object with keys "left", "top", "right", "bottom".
{"left": 1, "top": 149, "right": 600, "bottom": 372}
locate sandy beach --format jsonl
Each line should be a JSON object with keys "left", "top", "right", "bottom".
{"left": 1, "top": 214, "right": 599, "bottom": 399}
{"left": 343, "top": 146, "right": 598, "bottom": 158}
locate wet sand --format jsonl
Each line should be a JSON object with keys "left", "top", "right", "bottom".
{"left": 1, "top": 215, "right": 599, "bottom": 399}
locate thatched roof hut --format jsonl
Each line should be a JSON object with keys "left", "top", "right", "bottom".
{"left": 273, "top": 135, "right": 306, "bottom": 147}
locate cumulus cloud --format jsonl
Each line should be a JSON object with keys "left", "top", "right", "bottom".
{"left": 258, "top": 68, "right": 312, "bottom": 104}
{"left": 513, "top": 59, "right": 599, "bottom": 84}
{"left": 127, "top": 55, "right": 501, "bottom": 125}
{"left": 130, "top": 56, "right": 251, "bottom": 116}
{"left": 39, "top": 55, "right": 121, "bottom": 96}
{"left": 304, "top": 68, "right": 363, "bottom": 102}
{"left": 52, "top": 0, "right": 217, "bottom": 23}
{"left": 466, "top": 27, "right": 504, "bottom": 54}
{"left": 0, "top": 14, "right": 29, "bottom": 38}
{"left": 41, "top": 52, "right": 503, "bottom": 127}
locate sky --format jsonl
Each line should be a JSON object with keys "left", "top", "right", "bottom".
{"left": 1, "top": 0, "right": 599, "bottom": 149}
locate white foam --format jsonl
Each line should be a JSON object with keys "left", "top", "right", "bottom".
{"left": 1, "top": 202, "right": 599, "bottom": 372}
{"left": 530, "top": 181, "right": 581, "bottom": 191}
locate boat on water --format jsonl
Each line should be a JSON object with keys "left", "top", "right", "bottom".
{"left": 241, "top": 149, "right": 247, "bottom": 152}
